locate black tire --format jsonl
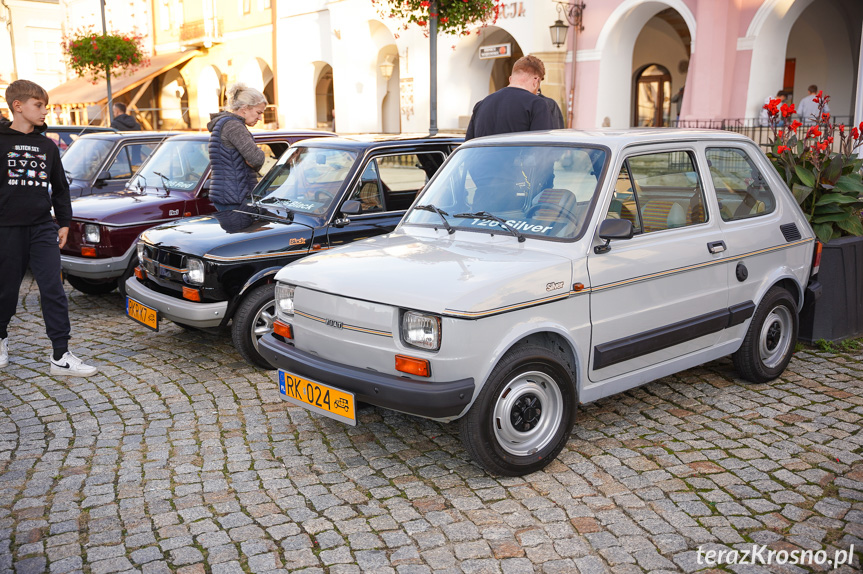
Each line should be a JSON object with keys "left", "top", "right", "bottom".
{"left": 67, "top": 274, "right": 118, "bottom": 295}
{"left": 231, "top": 284, "right": 277, "bottom": 370}
{"left": 732, "top": 286, "right": 798, "bottom": 383}
{"left": 458, "top": 342, "right": 577, "bottom": 476}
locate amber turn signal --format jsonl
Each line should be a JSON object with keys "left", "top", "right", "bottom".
{"left": 182, "top": 286, "right": 201, "bottom": 302}
{"left": 81, "top": 246, "right": 97, "bottom": 257}
{"left": 395, "top": 355, "right": 430, "bottom": 377}
{"left": 573, "top": 282, "right": 585, "bottom": 292}
{"left": 273, "top": 320, "right": 293, "bottom": 340}
{"left": 134, "top": 266, "right": 145, "bottom": 280}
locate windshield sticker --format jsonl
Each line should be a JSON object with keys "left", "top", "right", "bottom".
{"left": 161, "top": 180, "right": 196, "bottom": 189}
{"left": 466, "top": 218, "right": 553, "bottom": 234}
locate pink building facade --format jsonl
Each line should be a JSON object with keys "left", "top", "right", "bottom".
{"left": 567, "top": 0, "right": 863, "bottom": 128}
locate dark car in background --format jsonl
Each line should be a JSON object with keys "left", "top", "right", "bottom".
{"left": 60, "top": 129, "right": 333, "bottom": 296}
{"left": 125, "top": 134, "right": 463, "bottom": 368}
{"left": 44, "top": 125, "right": 118, "bottom": 155}
{"left": 61, "top": 131, "right": 178, "bottom": 198}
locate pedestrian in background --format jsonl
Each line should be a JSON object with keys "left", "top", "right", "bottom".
{"left": 207, "top": 83, "right": 267, "bottom": 211}
{"left": 796, "top": 85, "right": 830, "bottom": 125}
{"left": 0, "top": 79, "right": 98, "bottom": 376}
{"left": 760, "top": 90, "right": 789, "bottom": 127}
{"left": 538, "top": 90, "right": 565, "bottom": 129}
{"left": 465, "top": 55, "right": 554, "bottom": 140}
{"left": 110, "top": 102, "right": 142, "bottom": 131}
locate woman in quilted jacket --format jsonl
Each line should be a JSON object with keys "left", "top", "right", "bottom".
{"left": 206, "top": 83, "right": 267, "bottom": 211}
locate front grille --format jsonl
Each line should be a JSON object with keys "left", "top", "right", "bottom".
{"left": 140, "top": 245, "right": 187, "bottom": 282}
{"left": 780, "top": 223, "right": 801, "bottom": 242}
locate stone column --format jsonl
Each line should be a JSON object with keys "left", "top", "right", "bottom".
{"left": 534, "top": 50, "right": 566, "bottom": 124}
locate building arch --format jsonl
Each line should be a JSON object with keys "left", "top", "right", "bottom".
{"left": 593, "top": 0, "right": 696, "bottom": 128}
{"left": 159, "top": 68, "right": 190, "bottom": 129}
{"left": 197, "top": 65, "right": 224, "bottom": 124}
{"left": 743, "top": 0, "right": 815, "bottom": 118}
{"left": 314, "top": 62, "right": 334, "bottom": 130}
{"left": 369, "top": 20, "right": 399, "bottom": 133}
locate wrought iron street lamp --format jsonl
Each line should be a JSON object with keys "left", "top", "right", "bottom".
{"left": 550, "top": 1, "right": 585, "bottom": 128}
{"left": 379, "top": 56, "right": 395, "bottom": 82}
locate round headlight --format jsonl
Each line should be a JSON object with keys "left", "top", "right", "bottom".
{"left": 184, "top": 258, "right": 205, "bottom": 285}
{"left": 83, "top": 224, "right": 100, "bottom": 244}
{"left": 402, "top": 311, "right": 441, "bottom": 351}
{"left": 275, "top": 283, "right": 295, "bottom": 318}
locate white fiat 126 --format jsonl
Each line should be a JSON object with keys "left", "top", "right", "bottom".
{"left": 259, "top": 130, "right": 821, "bottom": 476}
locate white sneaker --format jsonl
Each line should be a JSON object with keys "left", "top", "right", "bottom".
{"left": 50, "top": 351, "right": 98, "bottom": 377}
{"left": 0, "top": 338, "right": 7, "bottom": 368}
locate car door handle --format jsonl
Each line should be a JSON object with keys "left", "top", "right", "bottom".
{"left": 707, "top": 240, "right": 726, "bottom": 254}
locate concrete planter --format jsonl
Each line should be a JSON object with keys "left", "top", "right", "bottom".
{"left": 798, "top": 235, "right": 863, "bottom": 343}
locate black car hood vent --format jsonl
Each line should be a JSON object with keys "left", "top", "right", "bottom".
{"left": 780, "top": 223, "right": 801, "bottom": 242}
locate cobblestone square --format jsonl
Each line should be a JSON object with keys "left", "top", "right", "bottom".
{"left": 0, "top": 275, "right": 860, "bottom": 573}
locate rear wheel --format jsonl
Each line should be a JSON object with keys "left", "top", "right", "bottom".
{"left": 67, "top": 274, "right": 118, "bottom": 295}
{"left": 116, "top": 260, "right": 138, "bottom": 299}
{"left": 732, "top": 286, "right": 798, "bottom": 383}
{"left": 232, "top": 284, "right": 277, "bottom": 369}
{"left": 459, "top": 342, "right": 576, "bottom": 476}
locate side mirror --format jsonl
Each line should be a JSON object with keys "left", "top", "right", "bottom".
{"left": 200, "top": 179, "right": 211, "bottom": 197}
{"left": 341, "top": 200, "right": 362, "bottom": 216}
{"left": 595, "top": 218, "right": 634, "bottom": 254}
{"left": 95, "top": 170, "right": 111, "bottom": 186}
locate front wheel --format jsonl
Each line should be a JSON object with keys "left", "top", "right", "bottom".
{"left": 67, "top": 274, "right": 118, "bottom": 295}
{"left": 732, "top": 286, "right": 798, "bottom": 383}
{"left": 231, "top": 284, "right": 277, "bottom": 370}
{"left": 459, "top": 343, "right": 576, "bottom": 476}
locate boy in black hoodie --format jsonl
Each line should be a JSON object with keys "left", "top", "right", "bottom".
{"left": 0, "top": 80, "right": 98, "bottom": 376}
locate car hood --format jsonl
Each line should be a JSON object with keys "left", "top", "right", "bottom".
{"left": 70, "top": 188, "right": 190, "bottom": 224}
{"left": 275, "top": 230, "right": 574, "bottom": 316}
{"left": 140, "top": 209, "right": 317, "bottom": 259}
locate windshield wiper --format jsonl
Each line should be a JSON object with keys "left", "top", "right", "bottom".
{"left": 453, "top": 211, "right": 525, "bottom": 242}
{"left": 259, "top": 196, "right": 295, "bottom": 219}
{"left": 152, "top": 171, "right": 171, "bottom": 196}
{"left": 414, "top": 204, "right": 454, "bottom": 235}
{"left": 64, "top": 169, "right": 73, "bottom": 183}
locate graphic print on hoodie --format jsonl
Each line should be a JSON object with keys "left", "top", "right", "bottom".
{"left": 0, "top": 118, "right": 72, "bottom": 228}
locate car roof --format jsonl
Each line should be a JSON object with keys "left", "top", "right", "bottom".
{"left": 297, "top": 133, "right": 464, "bottom": 149}
{"left": 463, "top": 128, "right": 754, "bottom": 151}
{"left": 69, "top": 131, "right": 181, "bottom": 142}
{"left": 45, "top": 125, "right": 118, "bottom": 134}
{"left": 162, "top": 129, "right": 337, "bottom": 142}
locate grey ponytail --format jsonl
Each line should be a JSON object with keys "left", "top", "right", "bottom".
{"left": 226, "top": 83, "right": 267, "bottom": 112}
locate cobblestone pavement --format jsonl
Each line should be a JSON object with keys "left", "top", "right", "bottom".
{"left": 0, "top": 275, "right": 861, "bottom": 574}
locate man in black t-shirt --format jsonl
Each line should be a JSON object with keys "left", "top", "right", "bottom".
{"left": 465, "top": 55, "right": 554, "bottom": 141}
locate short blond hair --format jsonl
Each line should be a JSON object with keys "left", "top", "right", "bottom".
{"left": 226, "top": 83, "right": 266, "bottom": 112}
{"left": 6, "top": 79, "right": 48, "bottom": 107}
{"left": 512, "top": 56, "right": 546, "bottom": 81}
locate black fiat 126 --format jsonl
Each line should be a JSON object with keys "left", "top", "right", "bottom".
{"left": 125, "top": 134, "right": 462, "bottom": 368}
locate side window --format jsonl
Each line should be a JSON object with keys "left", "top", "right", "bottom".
{"left": 258, "top": 142, "right": 288, "bottom": 179}
{"left": 606, "top": 163, "right": 642, "bottom": 233}
{"left": 128, "top": 143, "right": 158, "bottom": 173}
{"left": 107, "top": 147, "right": 132, "bottom": 179}
{"left": 348, "top": 161, "right": 383, "bottom": 212}
{"left": 378, "top": 153, "right": 444, "bottom": 211}
{"left": 705, "top": 147, "right": 777, "bottom": 221}
{"left": 624, "top": 151, "right": 706, "bottom": 234}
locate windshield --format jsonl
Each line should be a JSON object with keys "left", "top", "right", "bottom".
{"left": 253, "top": 146, "right": 357, "bottom": 215}
{"left": 61, "top": 138, "right": 114, "bottom": 180}
{"left": 403, "top": 145, "right": 607, "bottom": 240}
{"left": 129, "top": 139, "right": 209, "bottom": 191}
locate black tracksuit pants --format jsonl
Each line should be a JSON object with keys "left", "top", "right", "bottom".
{"left": 0, "top": 222, "right": 71, "bottom": 349}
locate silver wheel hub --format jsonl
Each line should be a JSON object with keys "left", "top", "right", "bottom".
{"left": 492, "top": 370, "right": 563, "bottom": 457}
{"left": 250, "top": 299, "right": 276, "bottom": 352}
{"left": 759, "top": 305, "right": 793, "bottom": 369}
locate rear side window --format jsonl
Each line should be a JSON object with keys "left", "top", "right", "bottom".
{"left": 378, "top": 153, "right": 445, "bottom": 211}
{"left": 705, "top": 147, "right": 777, "bottom": 221}
{"left": 608, "top": 151, "right": 706, "bottom": 234}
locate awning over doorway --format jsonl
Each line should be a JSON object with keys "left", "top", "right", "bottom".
{"left": 48, "top": 50, "right": 200, "bottom": 105}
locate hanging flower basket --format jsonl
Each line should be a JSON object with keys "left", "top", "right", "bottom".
{"left": 62, "top": 29, "right": 149, "bottom": 83}
{"left": 376, "top": 0, "right": 501, "bottom": 36}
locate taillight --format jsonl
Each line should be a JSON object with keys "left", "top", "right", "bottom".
{"left": 811, "top": 241, "right": 822, "bottom": 276}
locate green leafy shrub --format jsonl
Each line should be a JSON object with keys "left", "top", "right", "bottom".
{"left": 63, "top": 29, "right": 148, "bottom": 83}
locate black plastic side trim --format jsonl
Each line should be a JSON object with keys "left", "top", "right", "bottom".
{"left": 727, "top": 301, "right": 756, "bottom": 326}
{"left": 593, "top": 302, "right": 755, "bottom": 370}
{"left": 259, "top": 334, "right": 474, "bottom": 419}
{"left": 780, "top": 223, "right": 802, "bottom": 242}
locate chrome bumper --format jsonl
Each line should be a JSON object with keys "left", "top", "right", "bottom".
{"left": 61, "top": 243, "right": 136, "bottom": 279}
{"left": 124, "top": 277, "right": 227, "bottom": 328}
